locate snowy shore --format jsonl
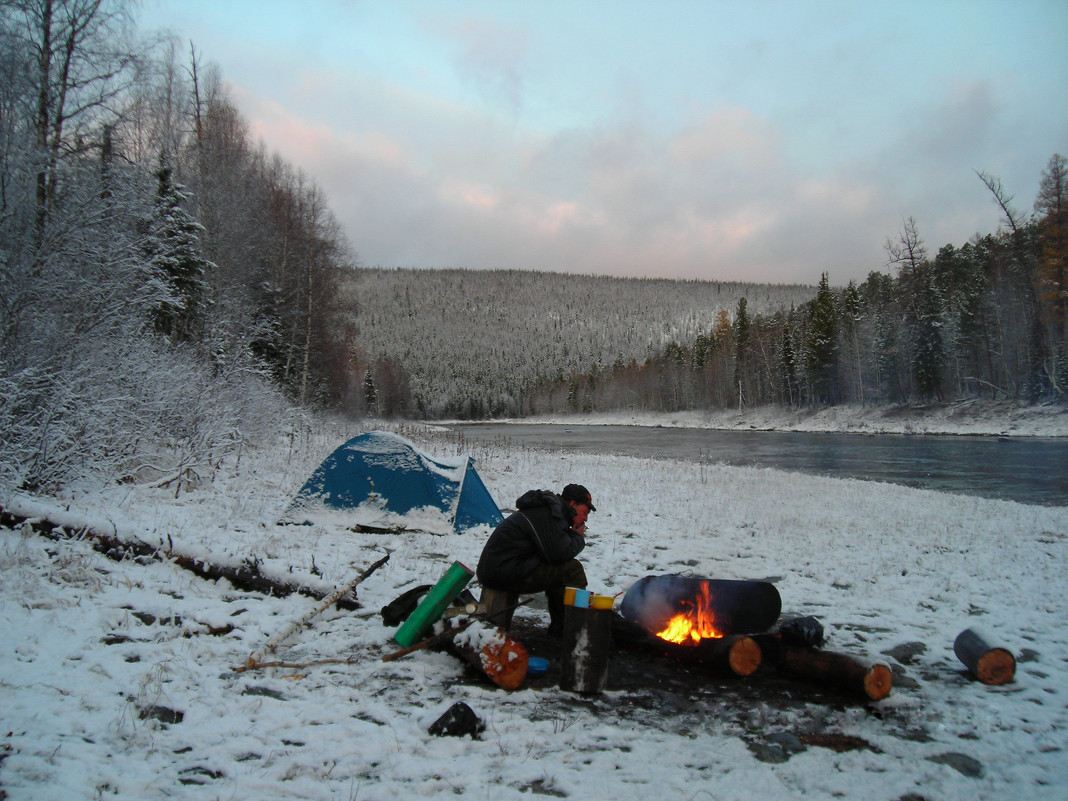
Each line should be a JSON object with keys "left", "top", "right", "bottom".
{"left": 491, "top": 399, "right": 1068, "bottom": 438}
{"left": 1, "top": 413, "right": 1067, "bottom": 800}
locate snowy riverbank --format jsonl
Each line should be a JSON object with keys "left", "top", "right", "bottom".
{"left": 494, "top": 400, "right": 1068, "bottom": 438}
{"left": 2, "top": 422, "right": 1067, "bottom": 800}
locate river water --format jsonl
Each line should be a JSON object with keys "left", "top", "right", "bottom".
{"left": 455, "top": 423, "right": 1068, "bottom": 507}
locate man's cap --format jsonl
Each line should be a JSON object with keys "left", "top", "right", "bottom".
{"left": 562, "top": 483, "right": 595, "bottom": 511}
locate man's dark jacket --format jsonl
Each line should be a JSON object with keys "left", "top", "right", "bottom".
{"left": 476, "top": 490, "right": 585, "bottom": 589}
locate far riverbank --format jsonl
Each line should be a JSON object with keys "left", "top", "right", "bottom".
{"left": 468, "top": 400, "right": 1066, "bottom": 438}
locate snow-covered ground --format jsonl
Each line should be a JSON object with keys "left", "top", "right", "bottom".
{"left": 2, "top": 410, "right": 1066, "bottom": 800}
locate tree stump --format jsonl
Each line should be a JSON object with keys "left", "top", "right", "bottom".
{"left": 479, "top": 587, "right": 519, "bottom": 630}
{"left": 560, "top": 606, "right": 612, "bottom": 694}
{"left": 954, "top": 627, "right": 1015, "bottom": 685}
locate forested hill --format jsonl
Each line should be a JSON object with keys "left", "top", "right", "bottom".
{"left": 345, "top": 268, "right": 815, "bottom": 418}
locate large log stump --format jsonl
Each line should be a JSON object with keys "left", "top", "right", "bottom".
{"left": 560, "top": 605, "right": 612, "bottom": 694}
{"left": 479, "top": 587, "right": 519, "bottom": 630}
{"left": 954, "top": 627, "right": 1015, "bottom": 685}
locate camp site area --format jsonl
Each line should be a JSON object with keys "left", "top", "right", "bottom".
{"left": 2, "top": 425, "right": 1067, "bottom": 801}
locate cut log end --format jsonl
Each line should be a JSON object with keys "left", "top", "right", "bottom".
{"left": 727, "top": 636, "right": 762, "bottom": 677}
{"left": 863, "top": 662, "right": 893, "bottom": 701}
{"left": 954, "top": 627, "right": 1016, "bottom": 685}
{"left": 478, "top": 637, "right": 529, "bottom": 690}
{"left": 976, "top": 648, "right": 1015, "bottom": 686}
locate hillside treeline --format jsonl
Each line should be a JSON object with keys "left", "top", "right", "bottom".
{"left": 346, "top": 269, "right": 815, "bottom": 419}
{"left": 0, "top": 1, "right": 358, "bottom": 490}
{"left": 547, "top": 164, "right": 1068, "bottom": 415}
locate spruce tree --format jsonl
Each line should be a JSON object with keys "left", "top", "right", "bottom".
{"left": 144, "top": 151, "right": 212, "bottom": 342}
{"left": 805, "top": 273, "right": 839, "bottom": 404}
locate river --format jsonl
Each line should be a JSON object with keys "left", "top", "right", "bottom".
{"left": 455, "top": 423, "right": 1068, "bottom": 507}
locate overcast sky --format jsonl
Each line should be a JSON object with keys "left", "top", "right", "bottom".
{"left": 141, "top": 0, "right": 1068, "bottom": 286}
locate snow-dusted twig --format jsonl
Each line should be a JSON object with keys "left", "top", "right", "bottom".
{"left": 244, "top": 552, "right": 390, "bottom": 670}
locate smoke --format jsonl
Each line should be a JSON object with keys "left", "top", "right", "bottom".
{"left": 619, "top": 574, "right": 696, "bottom": 632}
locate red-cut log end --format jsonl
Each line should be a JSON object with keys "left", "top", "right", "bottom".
{"left": 480, "top": 636, "right": 529, "bottom": 690}
{"left": 864, "top": 663, "right": 893, "bottom": 701}
{"left": 976, "top": 648, "right": 1015, "bottom": 685}
{"left": 728, "top": 637, "right": 762, "bottom": 676}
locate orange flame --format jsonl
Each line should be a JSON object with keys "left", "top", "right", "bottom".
{"left": 655, "top": 581, "right": 724, "bottom": 644}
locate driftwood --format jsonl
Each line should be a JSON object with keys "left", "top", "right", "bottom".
{"left": 758, "top": 637, "right": 892, "bottom": 701}
{"left": 1, "top": 506, "right": 358, "bottom": 609}
{"left": 954, "top": 627, "right": 1015, "bottom": 685}
{"left": 243, "top": 553, "right": 390, "bottom": 670}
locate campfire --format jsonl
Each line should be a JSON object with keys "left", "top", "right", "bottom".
{"left": 614, "top": 574, "right": 893, "bottom": 701}
{"left": 655, "top": 581, "right": 725, "bottom": 644}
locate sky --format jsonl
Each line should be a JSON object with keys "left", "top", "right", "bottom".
{"left": 139, "top": 0, "right": 1068, "bottom": 286}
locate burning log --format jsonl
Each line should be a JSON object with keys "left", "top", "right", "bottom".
{"left": 758, "top": 637, "right": 892, "bottom": 701}
{"left": 611, "top": 613, "right": 762, "bottom": 677}
{"left": 954, "top": 627, "right": 1015, "bottom": 685}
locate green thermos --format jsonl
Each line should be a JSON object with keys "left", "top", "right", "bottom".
{"left": 393, "top": 561, "right": 474, "bottom": 647}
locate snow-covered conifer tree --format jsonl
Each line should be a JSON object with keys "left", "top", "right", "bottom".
{"left": 144, "top": 151, "right": 213, "bottom": 342}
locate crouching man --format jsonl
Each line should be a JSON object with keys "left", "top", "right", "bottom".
{"left": 476, "top": 484, "right": 595, "bottom": 637}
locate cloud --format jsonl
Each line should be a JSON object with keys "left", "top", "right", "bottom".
{"left": 445, "top": 16, "right": 529, "bottom": 114}
{"left": 233, "top": 54, "right": 1044, "bottom": 288}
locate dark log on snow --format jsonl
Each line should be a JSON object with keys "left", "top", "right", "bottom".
{"left": 1, "top": 506, "right": 360, "bottom": 609}
{"left": 954, "top": 627, "right": 1015, "bottom": 685}
{"left": 758, "top": 637, "right": 892, "bottom": 701}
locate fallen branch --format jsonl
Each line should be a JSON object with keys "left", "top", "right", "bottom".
{"left": 1, "top": 505, "right": 359, "bottom": 608}
{"left": 235, "top": 656, "right": 361, "bottom": 673}
{"left": 245, "top": 553, "right": 390, "bottom": 670}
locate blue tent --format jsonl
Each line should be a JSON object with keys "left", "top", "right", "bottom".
{"left": 282, "top": 431, "right": 502, "bottom": 533}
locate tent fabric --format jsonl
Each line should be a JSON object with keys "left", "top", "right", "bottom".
{"left": 283, "top": 431, "right": 502, "bottom": 533}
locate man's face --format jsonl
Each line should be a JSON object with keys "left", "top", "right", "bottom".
{"left": 569, "top": 501, "right": 590, "bottom": 533}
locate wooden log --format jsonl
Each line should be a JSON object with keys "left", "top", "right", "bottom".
{"left": 763, "top": 640, "right": 892, "bottom": 701}
{"left": 610, "top": 612, "right": 761, "bottom": 676}
{"left": 954, "top": 627, "right": 1015, "bottom": 685}
{"left": 479, "top": 587, "right": 519, "bottom": 630}
{"left": 444, "top": 623, "right": 529, "bottom": 690}
{"left": 560, "top": 606, "right": 613, "bottom": 693}
{"left": 693, "top": 635, "right": 762, "bottom": 676}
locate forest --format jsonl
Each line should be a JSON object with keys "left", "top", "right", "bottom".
{"left": 1, "top": 1, "right": 1064, "bottom": 497}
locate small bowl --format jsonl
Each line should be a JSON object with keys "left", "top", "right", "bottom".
{"left": 527, "top": 657, "right": 549, "bottom": 675}
{"left": 590, "top": 594, "right": 615, "bottom": 610}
